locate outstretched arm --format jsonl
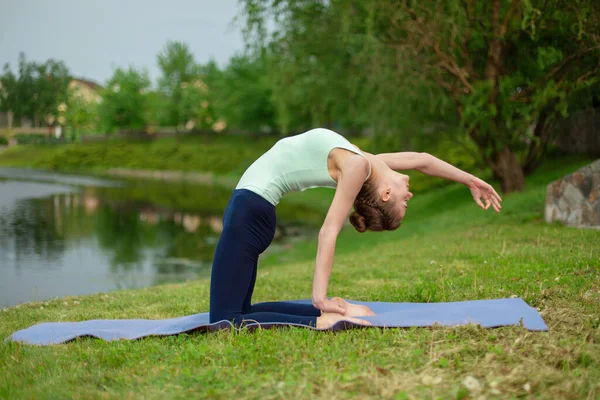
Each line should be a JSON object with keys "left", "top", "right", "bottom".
{"left": 375, "top": 152, "right": 472, "bottom": 182}
{"left": 312, "top": 155, "right": 368, "bottom": 314}
{"left": 375, "top": 152, "right": 503, "bottom": 212}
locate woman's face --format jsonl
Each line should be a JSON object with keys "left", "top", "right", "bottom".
{"left": 392, "top": 173, "right": 413, "bottom": 218}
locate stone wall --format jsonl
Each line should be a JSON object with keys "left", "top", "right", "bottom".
{"left": 545, "top": 159, "right": 600, "bottom": 228}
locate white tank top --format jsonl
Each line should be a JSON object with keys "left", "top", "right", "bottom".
{"left": 236, "top": 128, "right": 371, "bottom": 205}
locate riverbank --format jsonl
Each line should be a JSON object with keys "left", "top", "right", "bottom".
{"left": 0, "top": 135, "right": 474, "bottom": 193}
{"left": 0, "top": 135, "right": 273, "bottom": 177}
{"left": 1, "top": 155, "right": 598, "bottom": 399}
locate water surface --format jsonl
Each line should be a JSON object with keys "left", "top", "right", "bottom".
{"left": 0, "top": 168, "right": 317, "bottom": 307}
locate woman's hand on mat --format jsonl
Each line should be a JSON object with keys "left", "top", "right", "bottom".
{"left": 467, "top": 177, "right": 502, "bottom": 212}
{"left": 313, "top": 297, "right": 347, "bottom": 314}
{"left": 314, "top": 297, "right": 376, "bottom": 317}
{"left": 331, "top": 297, "right": 375, "bottom": 317}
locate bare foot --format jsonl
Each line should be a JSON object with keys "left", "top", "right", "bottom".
{"left": 331, "top": 297, "right": 375, "bottom": 317}
{"left": 316, "top": 312, "right": 372, "bottom": 329}
{"left": 344, "top": 303, "right": 375, "bottom": 317}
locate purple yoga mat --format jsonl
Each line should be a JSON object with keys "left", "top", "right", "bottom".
{"left": 9, "top": 298, "right": 547, "bottom": 346}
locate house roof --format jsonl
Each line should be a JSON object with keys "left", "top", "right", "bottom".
{"left": 71, "top": 78, "right": 103, "bottom": 91}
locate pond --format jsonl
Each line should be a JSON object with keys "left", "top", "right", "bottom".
{"left": 0, "top": 168, "right": 320, "bottom": 308}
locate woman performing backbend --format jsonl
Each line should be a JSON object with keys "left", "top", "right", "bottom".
{"left": 209, "top": 128, "right": 502, "bottom": 329}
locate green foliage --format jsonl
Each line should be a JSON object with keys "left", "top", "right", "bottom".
{"left": 240, "top": 0, "right": 600, "bottom": 191}
{"left": 4, "top": 3, "right": 599, "bottom": 192}
{"left": 242, "top": 1, "right": 388, "bottom": 134}
{"left": 241, "top": 0, "right": 459, "bottom": 136}
{"left": 14, "top": 133, "right": 57, "bottom": 145}
{"left": 157, "top": 41, "right": 198, "bottom": 96}
{"left": 157, "top": 41, "right": 206, "bottom": 129}
{"left": 98, "top": 67, "right": 151, "bottom": 133}
{"left": 65, "top": 91, "right": 100, "bottom": 139}
{"left": 145, "top": 90, "right": 169, "bottom": 128}
{"left": 0, "top": 53, "right": 71, "bottom": 127}
{"left": 536, "top": 46, "right": 564, "bottom": 71}
{"left": 211, "top": 53, "right": 277, "bottom": 133}
{"left": 178, "top": 81, "right": 215, "bottom": 130}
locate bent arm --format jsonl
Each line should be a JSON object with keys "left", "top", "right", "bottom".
{"left": 312, "top": 156, "right": 368, "bottom": 310}
{"left": 376, "top": 152, "right": 474, "bottom": 185}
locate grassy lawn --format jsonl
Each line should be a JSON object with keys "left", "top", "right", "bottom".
{"left": 1, "top": 156, "right": 599, "bottom": 399}
{"left": 0, "top": 135, "right": 275, "bottom": 177}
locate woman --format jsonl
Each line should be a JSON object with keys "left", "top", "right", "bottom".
{"left": 209, "top": 128, "right": 502, "bottom": 329}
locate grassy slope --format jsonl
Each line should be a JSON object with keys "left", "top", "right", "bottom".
{"left": 0, "top": 136, "right": 462, "bottom": 193}
{"left": 0, "top": 136, "right": 274, "bottom": 177}
{"left": 1, "top": 156, "right": 599, "bottom": 399}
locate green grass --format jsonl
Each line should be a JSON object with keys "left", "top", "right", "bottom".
{"left": 1, "top": 156, "right": 599, "bottom": 399}
{"left": 0, "top": 135, "right": 275, "bottom": 177}
{"left": 0, "top": 135, "right": 471, "bottom": 193}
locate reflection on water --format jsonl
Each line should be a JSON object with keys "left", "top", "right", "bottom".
{"left": 0, "top": 170, "right": 317, "bottom": 307}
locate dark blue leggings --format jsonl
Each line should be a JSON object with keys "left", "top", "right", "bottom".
{"left": 209, "top": 189, "right": 320, "bottom": 326}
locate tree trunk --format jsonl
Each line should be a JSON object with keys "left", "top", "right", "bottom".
{"left": 492, "top": 146, "right": 526, "bottom": 193}
{"left": 523, "top": 106, "right": 555, "bottom": 175}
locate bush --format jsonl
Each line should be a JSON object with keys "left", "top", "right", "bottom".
{"left": 15, "top": 134, "right": 59, "bottom": 145}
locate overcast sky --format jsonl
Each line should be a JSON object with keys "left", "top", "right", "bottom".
{"left": 0, "top": 0, "right": 246, "bottom": 85}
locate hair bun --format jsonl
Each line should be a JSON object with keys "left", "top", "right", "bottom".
{"left": 349, "top": 211, "right": 367, "bottom": 233}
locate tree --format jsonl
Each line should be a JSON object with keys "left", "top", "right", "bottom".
{"left": 241, "top": 0, "right": 600, "bottom": 192}
{"left": 241, "top": 1, "right": 374, "bottom": 135}
{"left": 99, "top": 67, "right": 151, "bottom": 133}
{"left": 376, "top": 0, "right": 599, "bottom": 192}
{"left": 145, "top": 90, "right": 170, "bottom": 130}
{"left": 213, "top": 53, "right": 277, "bottom": 133}
{"left": 64, "top": 91, "right": 100, "bottom": 139}
{"left": 157, "top": 41, "right": 202, "bottom": 129}
{"left": 0, "top": 53, "right": 71, "bottom": 127}
{"left": 0, "top": 64, "right": 17, "bottom": 115}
